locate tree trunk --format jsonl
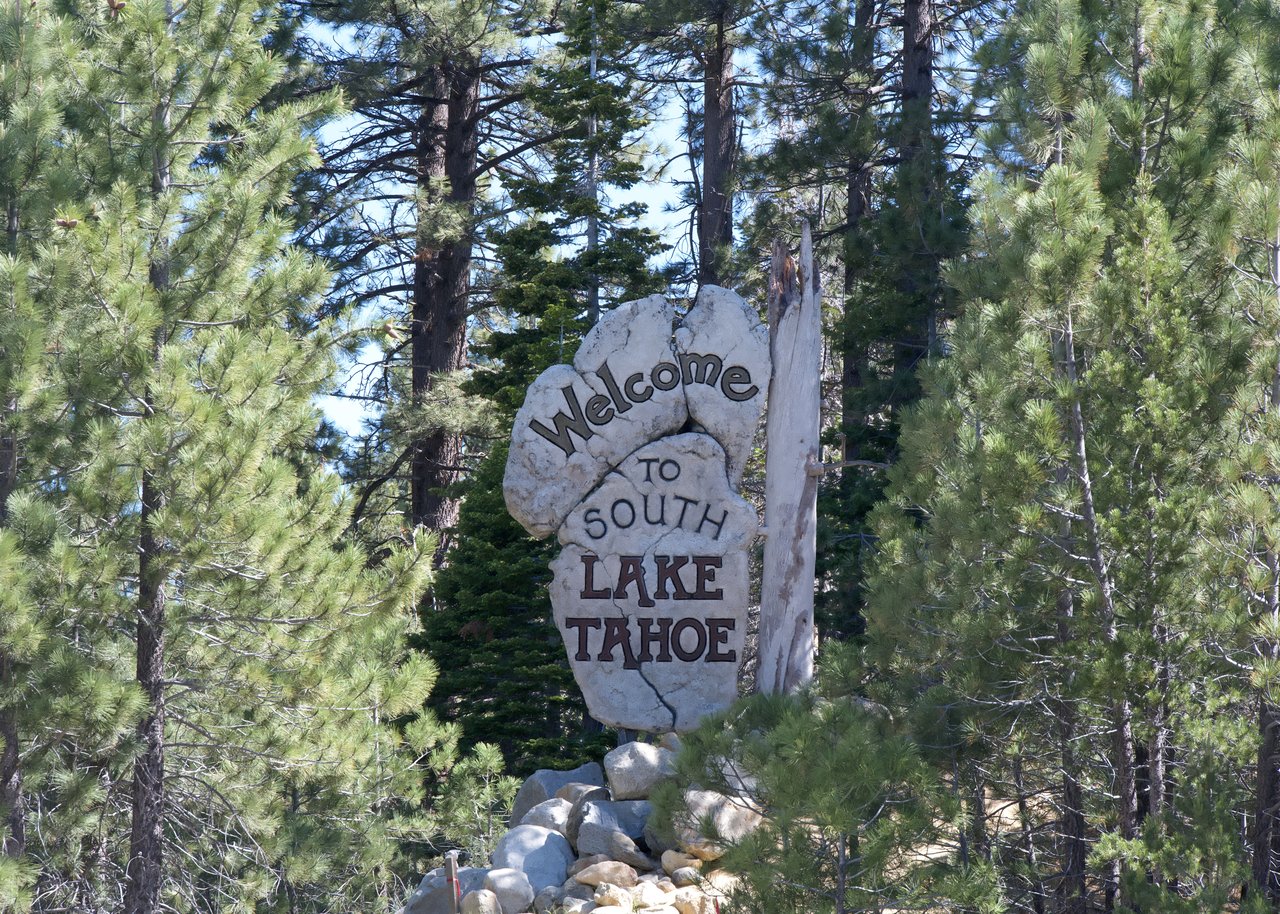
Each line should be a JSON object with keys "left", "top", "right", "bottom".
{"left": 0, "top": 72, "right": 23, "bottom": 863}
{"left": 838, "top": 0, "right": 877, "bottom": 471}
{"left": 1052, "top": 586, "right": 1089, "bottom": 913}
{"left": 125, "top": 91, "right": 172, "bottom": 914}
{"left": 125, "top": 469, "right": 167, "bottom": 914}
{"left": 1060, "top": 310, "right": 1137, "bottom": 912}
{"left": 1250, "top": 224, "right": 1280, "bottom": 903}
{"left": 757, "top": 224, "right": 820, "bottom": 694}
{"left": 697, "top": 11, "right": 734, "bottom": 287}
{"left": 409, "top": 61, "right": 478, "bottom": 548}
{"left": 893, "top": 0, "right": 937, "bottom": 397}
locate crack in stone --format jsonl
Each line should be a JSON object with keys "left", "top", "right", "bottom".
{"left": 636, "top": 664, "right": 678, "bottom": 731}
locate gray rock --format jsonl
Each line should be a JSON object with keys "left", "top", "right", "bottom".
{"left": 461, "top": 889, "right": 503, "bottom": 914}
{"left": 643, "top": 819, "right": 677, "bottom": 858}
{"left": 565, "top": 787, "right": 612, "bottom": 847}
{"left": 575, "top": 800, "right": 652, "bottom": 858}
{"left": 674, "top": 286, "right": 769, "bottom": 487}
{"left": 510, "top": 763, "right": 605, "bottom": 826}
{"left": 551, "top": 434, "right": 756, "bottom": 732}
{"left": 604, "top": 743, "right": 675, "bottom": 800}
{"left": 556, "top": 782, "right": 604, "bottom": 805}
{"left": 505, "top": 297, "right": 688, "bottom": 538}
{"left": 492, "top": 825, "right": 576, "bottom": 892}
{"left": 519, "top": 797, "right": 573, "bottom": 834}
{"left": 484, "top": 868, "right": 535, "bottom": 914}
{"left": 404, "top": 866, "right": 489, "bottom": 914}
{"left": 561, "top": 899, "right": 598, "bottom": 914}
{"left": 604, "top": 830, "right": 657, "bottom": 872}
{"left": 532, "top": 884, "right": 562, "bottom": 914}
{"left": 670, "top": 867, "right": 700, "bottom": 888}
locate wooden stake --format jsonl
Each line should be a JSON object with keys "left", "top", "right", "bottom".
{"left": 756, "top": 222, "right": 820, "bottom": 694}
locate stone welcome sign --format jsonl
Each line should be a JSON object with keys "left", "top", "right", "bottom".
{"left": 504, "top": 287, "right": 770, "bottom": 731}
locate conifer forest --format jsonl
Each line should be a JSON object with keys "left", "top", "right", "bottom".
{"left": 13, "top": 0, "right": 1280, "bottom": 910}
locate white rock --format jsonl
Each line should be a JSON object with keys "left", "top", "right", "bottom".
{"left": 505, "top": 297, "right": 688, "bottom": 538}
{"left": 605, "top": 743, "right": 676, "bottom": 800}
{"left": 656, "top": 733, "right": 682, "bottom": 754}
{"left": 670, "top": 887, "right": 714, "bottom": 914}
{"left": 404, "top": 866, "right": 489, "bottom": 914}
{"left": 674, "top": 285, "right": 770, "bottom": 486}
{"left": 660, "top": 851, "right": 700, "bottom": 877}
{"left": 520, "top": 797, "right": 573, "bottom": 834}
{"left": 484, "top": 868, "right": 535, "bottom": 914}
{"left": 631, "top": 881, "right": 669, "bottom": 909}
{"left": 675, "top": 790, "right": 764, "bottom": 861}
{"left": 461, "top": 889, "right": 503, "bottom": 914}
{"left": 593, "top": 883, "right": 634, "bottom": 909}
{"left": 491, "top": 825, "right": 576, "bottom": 892}
{"left": 510, "top": 763, "right": 605, "bottom": 826}
{"left": 593, "top": 907, "right": 631, "bottom": 914}
{"left": 574, "top": 800, "right": 652, "bottom": 858}
{"left": 551, "top": 434, "right": 756, "bottom": 732}
{"left": 574, "top": 861, "right": 639, "bottom": 888}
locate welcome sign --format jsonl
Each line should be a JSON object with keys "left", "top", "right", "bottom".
{"left": 504, "top": 288, "right": 769, "bottom": 731}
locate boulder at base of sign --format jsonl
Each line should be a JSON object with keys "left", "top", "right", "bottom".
{"left": 484, "top": 868, "right": 536, "bottom": 914}
{"left": 510, "top": 761, "right": 605, "bottom": 825}
{"left": 604, "top": 742, "right": 676, "bottom": 801}
{"left": 552, "top": 434, "right": 755, "bottom": 732}
{"left": 675, "top": 285, "right": 770, "bottom": 487}
{"left": 673, "top": 790, "right": 764, "bottom": 862}
{"left": 491, "top": 825, "right": 575, "bottom": 892}
{"left": 403, "top": 866, "right": 489, "bottom": 914}
{"left": 575, "top": 800, "right": 653, "bottom": 858}
{"left": 505, "top": 296, "right": 688, "bottom": 539}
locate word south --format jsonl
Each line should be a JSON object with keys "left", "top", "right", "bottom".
{"left": 529, "top": 355, "right": 759, "bottom": 457}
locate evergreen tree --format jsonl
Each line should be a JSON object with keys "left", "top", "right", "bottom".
{"left": 865, "top": 0, "right": 1264, "bottom": 909}
{"left": 0, "top": 0, "right": 500, "bottom": 906}
{"left": 423, "top": 0, "right": 666, "bottom": 773}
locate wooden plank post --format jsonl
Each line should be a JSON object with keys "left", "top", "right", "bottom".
{"left": 756, "top": 221, "right": 820, "bottom": 694}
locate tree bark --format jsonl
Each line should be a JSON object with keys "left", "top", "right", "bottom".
{"left": 697, "top": 11, "right": 735, "bottom": 287}
{"left": 1251, "top": 324, "right": 1280, "bottom": 899}
{"left": 757, "top": 224, "right": 820, "bottom": 694}
{"left": 125, "top": 89, "right": 172, "bottom": 914}
{"left": 0, "top": 185, "right": 23, "bottom": 865}
{"left": 1056, "top": 588, "right": 1089, "bottom": 914}
{"left": 893, "top": 0, "right": 938, "bottom": 395}
{"left": 1060, "top": 310, "right": 1137, "bottom": 912}
{"left": 409, "top": 61, "right": 478, "bottom": 548}
{"left": 839, "top": 0, "right": 877, "bottom": 470}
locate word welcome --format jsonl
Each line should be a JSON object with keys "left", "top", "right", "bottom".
{"left": 564, "top": 615, "right": 738, "bottom": 667}
{"left": 530, "top": 355, "right": 759, "bottom": 457}
{"left": 578, "top": 554, "right": 724, "bottom": 605}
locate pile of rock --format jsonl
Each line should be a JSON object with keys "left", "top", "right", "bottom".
{"left": 403, "top": 737, "right": 762, "bottom": 914}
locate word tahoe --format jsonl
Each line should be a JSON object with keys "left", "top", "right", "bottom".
{"left": 530, "top": 354, "right": 759, "bottom": 457}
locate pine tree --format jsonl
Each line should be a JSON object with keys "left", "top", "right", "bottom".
{"left": 865, "top": 0, "right": 1264, "bottom": 909}
{"left": 0, "top": 0, "right": 493, "bottom": 906}
{"left": 423, "top": 0, "right": 667, "bottom": 772}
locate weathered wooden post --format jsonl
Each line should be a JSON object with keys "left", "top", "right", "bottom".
{"left": 755, "top": 222, "right": 820, "bottom": 694}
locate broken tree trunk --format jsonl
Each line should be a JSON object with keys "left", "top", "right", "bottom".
{"left": 756, "top": 222, "right": 820, "bottom": 694}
